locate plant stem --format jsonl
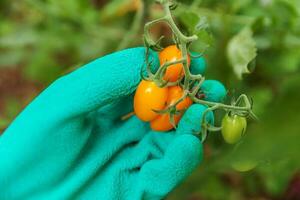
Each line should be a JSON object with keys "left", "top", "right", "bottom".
{"left": 190, "top": 96, "right": 251, "bottom": 112}
{"left": 142, "top": 0, "right": 255, "bottom": 130}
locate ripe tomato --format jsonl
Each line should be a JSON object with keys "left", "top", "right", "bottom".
{"left": 159, "top": 45, "right": 191, "bottom": 82}
{"left": 167, "top": 86, "right": 192, "bottom": 110}
{"left": 134, "top": 80, "right": 168, "bottom": 122}
{"left": 221, "top": 114, "right": 247, "bottom": 144}
{"left": 150, "top": 86, "right": 192, "bottom": 131}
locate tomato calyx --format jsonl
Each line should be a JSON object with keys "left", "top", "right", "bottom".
{"left": 148, "top": 85, "right": 193, "bottom": 131}
{"left": 151, "top": 97, "right": 188, "bottom": 129}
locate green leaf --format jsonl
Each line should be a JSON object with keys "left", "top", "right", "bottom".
{"left": 195, "top": 29, "right": 214, "bottom": 49}
{"left": 178, "top": 11, "right": 200, "bottom": 33}
{"left": 178, "top": 12, "right": 214, "bottom": 52}
{"left": 227, "top": 27, "right": 257, "bottom": 79}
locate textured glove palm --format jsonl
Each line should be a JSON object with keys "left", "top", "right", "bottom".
{"left": 0, "top": 47, "right": 225, "bottom": 200}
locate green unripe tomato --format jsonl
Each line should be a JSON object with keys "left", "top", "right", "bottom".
{"left": 221, "top": 114, "right": 247, "bottom": 144}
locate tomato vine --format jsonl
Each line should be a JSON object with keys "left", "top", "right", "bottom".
{"left": 142, "top": 0, "right": 257, "bottom": 142}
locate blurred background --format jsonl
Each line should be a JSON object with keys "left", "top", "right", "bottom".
{"left": 0, "top": 0, "right": 300, "bottom": 199}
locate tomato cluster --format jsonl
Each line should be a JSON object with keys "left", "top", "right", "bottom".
{"left": 134, "top": 45, "right": 192, "bottom": 131}
{"left": 133, "top": 45, "right": 248, "bottom": 143}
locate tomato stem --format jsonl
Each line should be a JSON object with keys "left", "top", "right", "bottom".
{"left": 142, "top": 0, "right": 256, "bottom": 139}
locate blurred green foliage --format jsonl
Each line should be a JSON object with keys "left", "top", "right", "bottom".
{"left": 0, "top": 0, "right": 300, "bottom": 199}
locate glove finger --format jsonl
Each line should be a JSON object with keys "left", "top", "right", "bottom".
{"left": 30, "top": 47, "right": 159, "bottom": 118}
{"left": 119, "top": 104, "right": 214, "bottom": 169}
{"left": 200, "top": 80, "right": 227, "bottom": 103}
{"left": 134, "top": 104, "right": 213, "bottom": 199}
{"left": 0, "top": 115, "right": 149, "bottom": 199}
{"left": 135, "top": 134, "right": 202, "bottom": 199}
{"left": 104, "top": 131, "right": 175, "bottom": 172}
{"left": 177, "top": 103, "right": 214, "bottom": 135}
{"left": 190, "top": 52, "right": 206, "bottom": 75}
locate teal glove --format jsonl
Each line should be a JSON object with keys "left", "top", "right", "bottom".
{"left": 0, "top": 47, "right": 225, "bottom": 200}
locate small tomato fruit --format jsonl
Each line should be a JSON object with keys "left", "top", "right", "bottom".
{"left": 221, "top": 114, "right": 247, "bottom": 144}
{"left": 134, "top": 80, "right": 168, "bottom": 122}
{"left": 159, "top": 45, "right": 190, "bottom": 82}
{"left": 150, "top": 86, "right": 192, "bottom": 131}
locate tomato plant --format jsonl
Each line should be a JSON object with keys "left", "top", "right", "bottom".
{"left": 133, "top": 0, "right": 255, "bottom": 144}
{"left": 159, "top": 45, "right": 191, "bottom": 82}
{"left": 134, "top": 80, "right": 168, "bottom": 121}
{"left": 221, "top": 114, "right": 247, "bottom": 144}
{"left": 150, "top": 86, "right": 192, "bottom": 131}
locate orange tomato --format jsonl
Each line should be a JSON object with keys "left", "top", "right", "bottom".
{"left": 134, "top": 80, "right": 168, "bottom": 122}
{"left": 150, "top": 113, "right": 181, "bottom": 132}
{"left": 159, "top": 45, "right": 191, "bottom": 82}
{"left": 150, "top": 86, "right": 193, "bottom": 131}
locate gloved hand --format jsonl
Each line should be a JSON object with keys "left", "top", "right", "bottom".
{"left": 0, "top": 47, "right": 225, "bottom": 200}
